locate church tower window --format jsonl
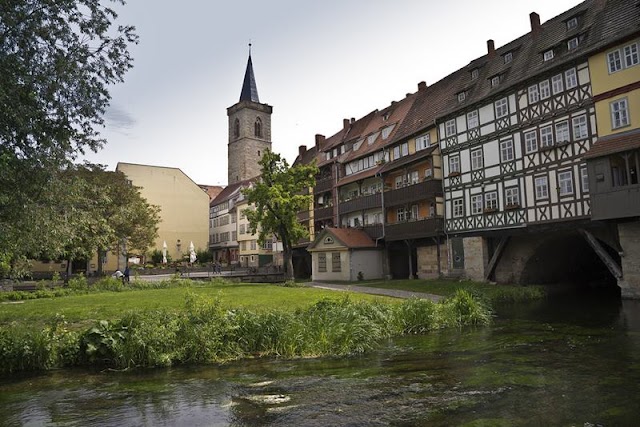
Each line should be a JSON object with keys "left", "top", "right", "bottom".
{"left": 254, "top": 117, "right": 262, "bottom": 138}
{"left": 234, "top": 118, "right": 240, "bottom": 138}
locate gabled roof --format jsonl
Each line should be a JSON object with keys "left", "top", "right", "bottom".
{"left": 210, "top": 176, "right": 256, "bottom": 207}
{"left": 378, "top": 145, "right": 437, "bottom": 175}
{"left": 239, "top": 54, "right": 260, "bottom": 103}
{"left": 308, "top": 227, "right": 377, "bottom": 250}
{"left": 584, "top": 128, "right": 640, "bottom": 159}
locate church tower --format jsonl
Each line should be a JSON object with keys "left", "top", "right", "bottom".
{"left": 227, "top": 50, "right": 272, "bottom": 184}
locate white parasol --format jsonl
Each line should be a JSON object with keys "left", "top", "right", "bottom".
{"left": 162, "top": 241, "right": 167, "bottom": 264}
{"left": 189, "top": 241, "right": 197, "bottom": 263}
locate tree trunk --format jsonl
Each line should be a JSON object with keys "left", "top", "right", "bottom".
{"left": 66, "top": 257, "right": 73, "bottom": 283}
{"left": 96, "top": 248, "right": 105, "bottom": 276}
{"left": 283, "top": 249, "right": 294, "bottom": 281}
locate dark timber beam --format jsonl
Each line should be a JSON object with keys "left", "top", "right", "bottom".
{"left": 484, "top": 236, "right": 510, "bottom": 281}
{"left": 579, "top": 229, "right": 623, "bottom": 279}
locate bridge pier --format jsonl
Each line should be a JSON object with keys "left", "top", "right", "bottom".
{"left": 618, "top": 221, "right": 640, "bottom": 299}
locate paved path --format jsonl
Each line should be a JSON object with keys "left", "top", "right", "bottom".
{"left": 306, "top": 282, "right": 443, "bottom": 302}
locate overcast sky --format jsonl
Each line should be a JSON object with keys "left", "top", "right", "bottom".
{"left": 82, "top": 0, "right": 584, "bottom": 186}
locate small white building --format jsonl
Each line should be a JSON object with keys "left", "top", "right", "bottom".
{"left": 308, "top": 227, "right": 384, "bottom": 281}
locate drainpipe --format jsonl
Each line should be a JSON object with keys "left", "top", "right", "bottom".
{"left": 375, "top": 170, "right": 386, "bottom": 247}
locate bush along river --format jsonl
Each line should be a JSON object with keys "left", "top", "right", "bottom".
{"left": 1, "top": 290, "right": 639, "bottom": 426}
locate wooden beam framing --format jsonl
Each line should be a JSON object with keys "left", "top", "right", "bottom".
{"left": 484, "top": 236, "right": 510, "bottom": 281}
{"left": 579, "top": 229, "right": 623, "bottom": 279}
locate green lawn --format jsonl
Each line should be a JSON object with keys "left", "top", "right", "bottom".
{"left": 0, "top": 282, "right": 395, "bottom": 330}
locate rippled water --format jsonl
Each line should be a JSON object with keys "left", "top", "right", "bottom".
{"left": 1, "top": 293, "right": 639, "bottom": 426}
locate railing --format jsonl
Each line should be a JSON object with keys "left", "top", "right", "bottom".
{"left": 385, "top": 217, "right": 443, "bottom": 241}
{"left": 314, "top": 177, "right": 333, "bottom": 193}
{"left": 361, "top": 224, "right": 383, "bottom": 240}
{"left": 384, "top": 179, "right": 443, "bottom": 207}
{"left": 314, "top": 205, "right": 334, "bottom": 221}
{"left": 297, "top": 210, "right": 311, "bottom": 222}
{"left": 339, "top": 192, "right": 382, "bottom": 214}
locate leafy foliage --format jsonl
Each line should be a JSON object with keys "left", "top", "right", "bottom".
{"left": 243, "top": 151, "right": 318, "bottom": 279}
{"left": 0, "top": 0, "right": 137, "bottom": 273}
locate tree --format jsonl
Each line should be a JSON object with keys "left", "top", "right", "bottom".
{"left": 242, "top": 151, "right": 318, "bottom": 280}
{"left": 0, "top": 1, "right": 137, "bottom": 268}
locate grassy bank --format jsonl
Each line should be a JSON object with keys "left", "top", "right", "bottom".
{"left": 0, "top": 281, "right": 491, "bottom": 374}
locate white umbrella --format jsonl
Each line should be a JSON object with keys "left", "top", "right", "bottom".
{"left": 162, "top": 241, "right": 167, "bottom": 264}
{"left": 189, "top": 241, "right": 197, "bottom": 263}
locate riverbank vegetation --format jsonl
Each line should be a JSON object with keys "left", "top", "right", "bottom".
{"left": 0, "top": 279, "right": 491, "bottom": 375}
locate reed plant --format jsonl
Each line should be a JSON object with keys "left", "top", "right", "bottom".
{"left": 0, "top": 290, "right": 492, "bottom": 374}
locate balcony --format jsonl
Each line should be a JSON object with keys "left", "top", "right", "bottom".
{"left": 385, "top": 217, "right": 443, "bottom": 241}
{"left": 361, "top": 224, "right": 383, "bottom": 240}
{"left": 591, "top": 185, "right": 640, "bottom": 220}
{"left": 314, "top": 177, "right": 333, "bottom": 194}
{"left": 314, "top": 205, "right": 334, "bottom": 221}
{"left": 297, "top": 210, "right": 311, "bottom": 222}
{"left": 384, "top": 179, "right": 443, "bottom": 207}
{"left": 339, "top": 192, "right": 382, "bottom": 214}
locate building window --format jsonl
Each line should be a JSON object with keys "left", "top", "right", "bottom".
{"left": 449, "top": 155, "right": 461, "bottom": 174}
{"left": 611, "top": 98, "right": 630, "bottom": 129}
{"left": 495, "top": 98, "right": 508, "bottom": 118}
{"left": 318, "top": 253, "right": 327, "bottom": 272}
{"left": 331, "top": 252, "right": 341, "bottom": 272}
{"left": 524, "top": 130, "right": 538, "bottom": 153}
{"left": 234, "top": 118, "right": 240, "bottom": 138}
{"left": 581, "top": 167, "right": 589, "bottom": 192}
{"left": 540, "top": 125, "right": 554, "bottom": 148}
{"left": 528, "top": 85, "right": 540, "bottom": 103}
{"left": 250, "top": 240, "right": 257, "bottom": 250}
{"left": 543, "top": 50, "right": 554, "bottom": 61}
{"left": 397, "top": 207, "right": 408, "bottom": 222}
{"left": 239, "top": 224, "right": 245, "bottom": 234}
{"left": 395, "top": 175, "right": 404, "bottom": 189}
{"left": 558, "top": 170, "right": 574, "bottom": 196}
{"left": 458, "top": 91, "right": 466, "bottom": 102}
{"left": 567, "top": 37, "right": 579, "bottom": 50}
{"left": 624, "top": 42, "right": 639, "bottom": 67}
{"left": 240, "top": 241, "right": 246, "bottom": 251}
{"left": 409, "top": 170, "right": 419, "bottom": 185}
{"left": 471, "top": 194, "right": 483, "bottom": 215}
{"left": 500, "top": 139, "right": 515, "bottom": 162}
{"left": 452, "top": 198, "right": 464, "bottom": 218}
{"left": 505, "top": 187, "right": 520, "bottom": 206}
{"left": 535, "top": 176, "right": 549, "bottom": 200}
{"left": 565, "top": 68, "right": 578, "bottom": 89}
{"left": 572, "top": 115, "right": 588, "bottom": 140}
{"left": 416, "top": 133, "right": 430, "bottom": 150}
{"left": 381, "top": 125, "right": 394, "bottom": 139}
{"left": 503, "top": 51, "right": 513, "bottom": 64}
{"left": 484, "top": 191, "right": 498, "bottom": 211}
{"left": 555, "top": 121, "right": 570, "bottom": 144}
{"left": 539, "top": 80, "right": 551, "bottom": 99}
{"left": 566, "top": 17, "right": 578, "bottom": 30}
{"left": 491, "top": 75, "right": 500, "bottom": 87}
{"left": 471, "top": 149, "right": 483, "bottom": 170}
{"left": 445, "top": 119, "right": 456, "bottom": 137}
{"left": 552, "top": 74, "right": 564, "bottom": 94}
{"left": 471, "top": 68, "right": 479, "bottom": 80}
{"left": 254, "top": 117, "right": 262, "bottom": 138}
{"left": 410, "top": 204, "right": 419, "bottom": 220}
{"left": 608, "top": 50, "right": 622, "bottom": 73}
{"left": 467, "top": 110, "right": 479, "bottom": 129}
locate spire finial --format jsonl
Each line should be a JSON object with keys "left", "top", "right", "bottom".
{"left": 248, "top": 40, "right": 252, "bottom": 56}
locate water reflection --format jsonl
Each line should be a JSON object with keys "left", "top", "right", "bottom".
{"left": 1, "top": 295, "right": 640, "bottom": 426}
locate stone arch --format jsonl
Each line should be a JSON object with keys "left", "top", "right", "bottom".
{"left": 254, "top": 117, "right": 262, "bottom": 138}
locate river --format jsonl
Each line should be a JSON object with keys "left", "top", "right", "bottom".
{"left": 1, "top": 290, "right": 639, "bottom": 426}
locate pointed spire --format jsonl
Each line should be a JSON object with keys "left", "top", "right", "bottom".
{"left": 239, "top": 43, "right": 260, "bottom": 103}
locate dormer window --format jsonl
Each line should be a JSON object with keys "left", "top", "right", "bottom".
{"left": 457, "top": 91, "right": 466, "bottom": 102}
{"left": 543, "top": 49, "right": 554, "bottom": 61}
{"left": 471, "top": 68, "right": 479, "bottom": 80}
{"left": 503, "top": 52, "right": 513, "bottom": 64}
{"left": 382, "top": 111, "right": 391, "bottom": 121}
{"left": 566, "top": 17, "right": 578, "bottom": 30}
{"left": 490, "top": 75, "right": 500, "bottom": 87}
{"left": 567, "top": 37, "right": 579, "bottom": 50}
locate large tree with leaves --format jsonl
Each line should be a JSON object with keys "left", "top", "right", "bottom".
{"left": 243, "top": 151, "right": 318, "bottom": 280}
{"left": 0, "top": 0, "right": 137, "bottom": 269}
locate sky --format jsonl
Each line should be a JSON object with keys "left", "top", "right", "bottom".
{"left": 82, "top": 0, "right": 585, "bottom": 186}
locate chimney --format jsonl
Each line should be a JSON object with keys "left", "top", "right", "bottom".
{"left": 315, "top": 134, "right": 325, "bottom": 148}
{"left": 418, "top": 81, "right": 427, "bottom": 91}
{"left": 530, "top": 12, "right": 541, "bottom": 36}
{"left": 343, "top": 118, "right": 350, "bottom": 129}
{"left": 487, "top": 39, "right": 495, "bottom": 57}
{"left": 298, "top": 145, "right": 307, "bottom": 159}
{"left": 406, "top": 93, "right": 412, "bottom": 98}
{"left": 351, "top": 117, "right": 355, "bottom": 124}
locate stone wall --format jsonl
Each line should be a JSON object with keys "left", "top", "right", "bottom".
{"left": 619, "top": 221, "right": 640, "bottom": 299}
{"left": 462, "top": 236, "right": 489, "bottom": 281}
{"left": 417, "top": 242, "right": 449, "bottom": 279}
{"left": 227, "top": 101, "right": 272, "bottom": 184}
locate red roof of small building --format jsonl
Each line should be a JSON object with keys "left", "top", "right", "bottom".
{"left": 308, "top": 227, "right": 377, "bottom": 250}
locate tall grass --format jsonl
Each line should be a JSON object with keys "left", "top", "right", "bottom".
{"left": 0, "top": 290, "right": 490, "bottom": 374}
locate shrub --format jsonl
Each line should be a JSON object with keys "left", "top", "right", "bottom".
{"left": 68, "top": 273, "right": 88, "bottom": 291}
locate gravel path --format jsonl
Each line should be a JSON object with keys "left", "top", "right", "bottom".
{"left": 306, "top": 282, "right": 443, "bottom": 302}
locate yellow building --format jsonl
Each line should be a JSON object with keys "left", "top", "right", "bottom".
{"left": 115, "top": 162, "right": 210, "bottom": 265}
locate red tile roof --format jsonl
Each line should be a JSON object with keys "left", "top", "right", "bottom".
{"left": 584, "top": 128, "right": 640, "bottom": 159}
{"left": 309, "top": 227, "right": 377, "bottom": 249}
